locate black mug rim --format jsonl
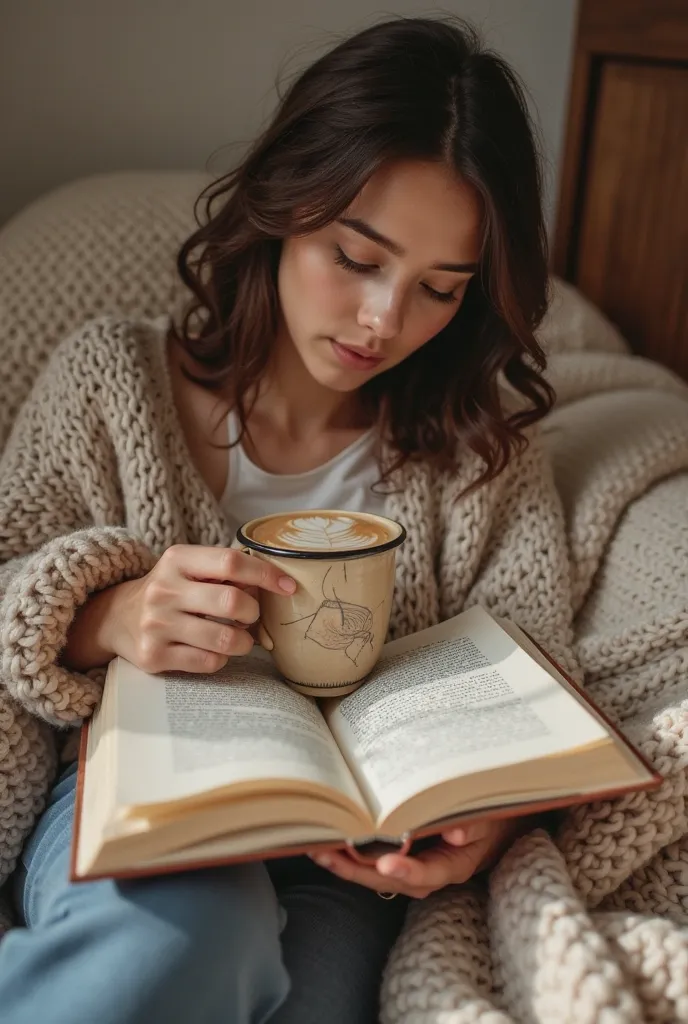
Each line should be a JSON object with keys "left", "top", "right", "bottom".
{"left": 236, "top": 511, "right": 407, "bottom": 561}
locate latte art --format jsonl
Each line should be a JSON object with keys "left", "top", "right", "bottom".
{"left": 250, "top": 513, "right": 395, "bottom": 552}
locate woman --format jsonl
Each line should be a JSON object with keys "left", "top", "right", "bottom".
{"left": 0, "top": 15, "right": 574, "bottom": 1024}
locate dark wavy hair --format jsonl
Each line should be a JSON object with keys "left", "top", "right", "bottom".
{"left": 173, "top": 16, "right": 554, "bottom": 487}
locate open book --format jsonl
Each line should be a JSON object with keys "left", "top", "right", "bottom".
{"left": 71, "top": 606, "right": 660, "bottom": 880}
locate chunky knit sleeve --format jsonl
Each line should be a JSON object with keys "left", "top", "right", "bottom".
{"left": 0, "top": 328, "right": 156, "bottom": 727}
{"left": 440, "top": 429, "right": 580, "bottom": 680}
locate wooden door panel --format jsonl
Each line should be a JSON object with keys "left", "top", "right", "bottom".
{"left": 576, "top": 62, "right": 688, "bottom": 372}
{"left": 553, "top": 0, "right": 688, "bottom": 379}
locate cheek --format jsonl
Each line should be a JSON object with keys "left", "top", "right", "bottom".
{"left": 284, "top": 243, "right": 351, "bottom": 317}
{"left": 400, "top": 301, "right": 459, "bottom": 358}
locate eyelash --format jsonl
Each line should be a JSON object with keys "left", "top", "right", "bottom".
{"left": 333, "top": 245, "right": 459, "bottom": 305}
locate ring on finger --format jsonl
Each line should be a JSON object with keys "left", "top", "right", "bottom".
{"left": 377, "top": 891, "right": 398, "bottom": 900}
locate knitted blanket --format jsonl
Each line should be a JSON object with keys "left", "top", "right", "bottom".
{"left": 381, "top": 350, "right": 688, "bottom": 1023}
{"left": 2, "top": 177, "right": 687, "bottom": 1019}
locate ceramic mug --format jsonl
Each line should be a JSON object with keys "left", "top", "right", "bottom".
{"left": 236, "top": 509, "right": 406, "bottom": 697}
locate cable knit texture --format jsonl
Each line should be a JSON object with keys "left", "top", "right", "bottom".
{"left": 1, "top": 174, "right": 687, "bottom": 1022}
{"left": 0, "top": 171, "right": 207, "bottom": 453}
{"left": 380, "top": 351, "right": 688, "bottom": 1024}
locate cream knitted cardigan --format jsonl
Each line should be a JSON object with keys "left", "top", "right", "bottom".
{"left": 3, "top": 316, "right": 688, "bottom": 1022}
{"left": 0, "top": 318, "right": 573, "bottom": 882}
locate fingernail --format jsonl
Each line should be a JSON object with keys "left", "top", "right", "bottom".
{"left": 279, "top": 576, "right": 296, "bottom": 593}
{"left": 445, "top": 828, "right": 466, "bottom": 844}
{"left": 313, "top": 854, "right": 331, "bottom": 868}
{"left": 383, "top": 863, "right": 408, "bottom": 880}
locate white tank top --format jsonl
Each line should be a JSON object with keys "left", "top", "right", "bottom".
{"left": 219, "top": 412, "right": 387, "bottom": 538}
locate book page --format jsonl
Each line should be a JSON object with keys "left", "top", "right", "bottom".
{"left": 324, "top": 606, "right": 608, "bottom": 822}
{"left": 107, "top": 652, "right": 367, "bottom": 815}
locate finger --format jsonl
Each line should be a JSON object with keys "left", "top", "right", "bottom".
{"left": 161, "top": 546, "right": 296, "bottom": 595}
{"left": 161, "top": 643, "right": 231, "bottom": 675}
{"left": 427, "top": 838, "right": 493, "bottom": 882}
{"left": 309, "top": 850, "right": 431, "bottom": 899}
{"left": 378, "top": 835, "right": 496, "bottom": 889}
{"left": 181, "top": 581, "right": 260, "bottom": 626}
{"left": 442, "top": 819, "right": 496, "bottom": 846}
{"left": 376, "top": 847, "right": 457, "bottom": 891}
{"left": 171, "top": 613, "right": 255, "bottom": 658}
{"left": 419, "top": 840, "right": 490, "bottom": 882}
{"left": 256, "top": 621, "right": 274, "bottom": 651}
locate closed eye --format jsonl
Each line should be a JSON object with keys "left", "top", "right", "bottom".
{"left": 423, "top": 283, "right": 459, "bottom": 305}
{"left": 334, "top": 245, "right": 376, "bottom": 274}
{"left": 334, "top": 245, "right": 460, "bottom": 305}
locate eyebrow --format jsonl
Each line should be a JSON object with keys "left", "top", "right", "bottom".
{"left": 337, "top": 216, "right": 479, "bottom": 273}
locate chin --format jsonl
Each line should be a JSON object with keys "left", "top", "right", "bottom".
{"left": 299, "top": 349, "right": 369, "bottom": 393}
{"left": 310, "top": 366, "right": 365, "bottom": 394}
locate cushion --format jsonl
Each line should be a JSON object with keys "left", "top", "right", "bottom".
{"left": 0, "top": 171, "right": 207, "bottom": 448}
{"left": 536, "top": 277, "right": 629, "bottom": 356}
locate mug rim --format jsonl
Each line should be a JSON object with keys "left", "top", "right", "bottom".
{"left": 236, "top": 509, "right": 407, "bottom": 561}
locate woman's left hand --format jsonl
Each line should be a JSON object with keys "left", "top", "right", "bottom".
{"left": 310, "top": 818, "right": 519, "bottom": 899}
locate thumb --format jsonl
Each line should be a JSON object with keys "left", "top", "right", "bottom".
{"left": 256, "top": 621, "right": 274, "bottom": 650}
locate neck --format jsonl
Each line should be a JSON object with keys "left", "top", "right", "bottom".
{"left": 251, "top": 329, "right": 366, "bottom": 441}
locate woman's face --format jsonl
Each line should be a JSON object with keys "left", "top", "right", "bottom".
{"left": 277, "top": 159, "right": 482, "bottom": 393}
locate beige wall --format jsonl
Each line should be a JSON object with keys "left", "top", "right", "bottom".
{"left": 0, "top": 0, "right": 577, "bottom": 229}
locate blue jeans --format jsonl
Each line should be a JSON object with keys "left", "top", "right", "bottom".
{"left": 0, "top": 764, "right": 407, "bottom": 1024}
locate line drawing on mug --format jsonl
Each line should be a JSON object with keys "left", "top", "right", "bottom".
{"left": 280, "top": 565, "right": 379, "bottom": 665}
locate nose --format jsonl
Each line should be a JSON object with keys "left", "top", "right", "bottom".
{"left": 357, "top": 294, "right": 404, "bottom": 340}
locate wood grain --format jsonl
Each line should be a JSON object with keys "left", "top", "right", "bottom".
{"left": 577, "top": 62, "right": 688, "bottom": 372}
{"left": 552, "top": 0, "right": 688, "bottom": 378}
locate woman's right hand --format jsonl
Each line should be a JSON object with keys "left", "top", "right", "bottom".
{"left": 64, "top": 545, "right": 296, "bottom": 674}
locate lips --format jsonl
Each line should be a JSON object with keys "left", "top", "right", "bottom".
{"left": 330, "top": 339, "right": 385, "bottom": 370}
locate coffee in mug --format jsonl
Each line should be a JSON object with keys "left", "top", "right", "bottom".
{"left": 236, "top": 510, "right": 406, "bottom": 697}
